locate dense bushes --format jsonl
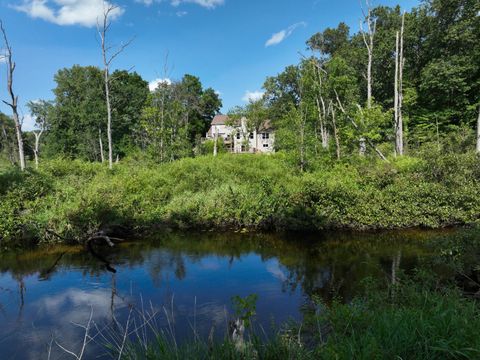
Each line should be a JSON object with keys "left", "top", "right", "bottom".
{"left": 0, "top": 152, "right": 479, "bottom": 247}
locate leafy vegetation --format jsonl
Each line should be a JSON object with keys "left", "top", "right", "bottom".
{"left": 0, "top": 149, "right": 479, "bottom": 248}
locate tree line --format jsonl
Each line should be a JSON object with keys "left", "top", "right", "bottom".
{"left": 0, "top": 0, "right": 479, "bottom": 171}
{"left": 259, "top": 0, "right": 479, "bottom": 169}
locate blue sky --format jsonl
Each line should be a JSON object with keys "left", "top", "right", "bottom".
{"left": 0, "top": 0, "right": 420, "bottom": 130}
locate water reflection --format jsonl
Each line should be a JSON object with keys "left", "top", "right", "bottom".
{"left": 0, "top": 230, "right": 454, "bottom": 359}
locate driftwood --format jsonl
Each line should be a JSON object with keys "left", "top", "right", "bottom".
{"left": 85, "top": 230, "right": 124, "bottom": 273}
{"left": 45, "top": 228, "right": 124, "bottom": 273}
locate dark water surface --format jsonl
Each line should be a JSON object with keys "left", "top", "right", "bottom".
{"left": 0, "top": 230, "right": 459, "bottom": 359}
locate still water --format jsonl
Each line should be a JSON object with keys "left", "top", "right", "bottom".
{"left": 0, "top": 230, "right": 456, "bottom": 359}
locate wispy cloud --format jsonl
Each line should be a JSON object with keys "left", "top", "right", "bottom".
{"left": 136, "top": 0, "right": 224, "bottom": 9}
{"left": 13, "top": 0, "right": 124, "bottom": 27}
{"left": 171, "top": 0, "right": 224, "bottom": 9}
{"left": 242, "top": 90, "right": 264, "bottom": 102}
{"left": 265, "top": 22, "right": 307, "bottom": 47}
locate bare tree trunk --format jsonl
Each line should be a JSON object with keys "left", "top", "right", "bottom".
{"left": 360, "top": 2, "right": 376, "bottom": 109}
{"left": 99, "top": 129, "right": 105, "bottom": 163}
{"left": 104, "top": 66, "right": 113, "bottom": 169}
{"left": 331, "top": 105, "right": 341, "bottom": 160}
{"left": 33, "top": 129, "right": 43, "bottom": 170}
{"left": 316, "top": 98, "right": 329, "bottom": 149}
{"left": 396, "top": 13, "right": 405, "bottom": 156}
{"left": 98, "top": 4, "right": 133, "bottom": 170}
{"left": 394, "top": 31, "right": 400, "bottom": 157}
{"left": 359, "top": 138, "right": 367, "bottom": 156}
{"left": 476, "top": 105, "right": 480, "bottom": 154}
{"left": 1, "top": 21, "right": 25, "bottom": 171}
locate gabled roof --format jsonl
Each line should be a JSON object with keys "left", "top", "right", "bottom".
{"left": 210, "top": 115, "right": 273, "bottom": 131}
{"left": 211, "top": 114, "right": 230, "bottom": 125}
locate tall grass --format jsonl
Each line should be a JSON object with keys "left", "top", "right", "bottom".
{"left": 50, "top": 275, "right": 480, "bottom": 360}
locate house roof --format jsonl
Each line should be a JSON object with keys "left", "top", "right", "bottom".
{"left": 211, "top": 115, "right": 273, "bottom": 131}
{"left": 211, "top": 115, "right": 230, "bottom": 125}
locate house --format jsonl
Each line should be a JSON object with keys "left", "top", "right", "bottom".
{"left": 206, "top": 115, "right": 275, "bottom": 153}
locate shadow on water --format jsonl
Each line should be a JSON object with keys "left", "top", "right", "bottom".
{"left": 0, "top": 228, "right": 474, "bottom": 359}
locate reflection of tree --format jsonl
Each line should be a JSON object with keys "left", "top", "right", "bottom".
{"left": 0, "top": 230, "right": 435, "bottom": 308}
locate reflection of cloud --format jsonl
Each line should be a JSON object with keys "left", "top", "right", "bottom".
{"left": 266, "top": 262, "right": 287, "bottom": 282}
{"left": 16, "top": 288, "right": 131, "bottom": 360}
{"left": 177, "top": 300, "right": 227, "bottom": 334}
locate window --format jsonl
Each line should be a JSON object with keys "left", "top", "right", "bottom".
{"left": 249, "top": 133, "right": 254, "bottom": 139}
{"left": 236, "top": 133, "right": 241, "bottom": 140}
{"left": 263, "top": 144, "right": 269, "bottom": 148}
{"left": 262, "top": 133, "right": 270, "bottom": 140}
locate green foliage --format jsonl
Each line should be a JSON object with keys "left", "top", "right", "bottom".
{"left": 231, "top": 294, "right": 258, "bottom": 329}
{"left": 0, "top": 151, "right": 479, "bottom": 248}
{"left": 320, "top": 276, "right": 480, "bottom": 359}
{"left": 139, "top": 74, "right": 222, "bottom": 162}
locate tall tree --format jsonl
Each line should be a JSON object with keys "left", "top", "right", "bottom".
{"left": 394, "top": 12, "right": 405, "bottom": 156}
{"left": 98, "top": 4, "right": 133, "bottom": 169}
{"left": 360, "top": 0, "right": 377, "bottom": 109}
{"left": 49, "top": 66, "right": 105, "bottom": 160}
{"left": 1, "top": 21, "right": 25, "bottom": 170}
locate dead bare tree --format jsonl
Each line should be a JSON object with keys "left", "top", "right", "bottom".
{"left": 99, "top": 128, "right": 105, "bottom": 163}
{"left": 360, "top": 0, "right": 377, "bottom": 110}
{"left": 33, "top": 127, "right": 44, "bottom": 170}
{"left": 314, "top": 62, "right": 329, "bottom": 149}
{"left": 394, "top": 12, "right": 406, "bottom": 156}
{"left": 477, "top": 105, "right": 480, "bottom": 154}
{"left": 98, "top": 3, "right": 133, "bottom": 170}
{"left": 1, "top": 21, "right": 25, "bottom": 171}
{"left": 394, "top": 31, "right": 399, "bottom": 156}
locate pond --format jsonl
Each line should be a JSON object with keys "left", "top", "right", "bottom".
{"left": 0, "top": 229, "right": 462, "bottom": 359}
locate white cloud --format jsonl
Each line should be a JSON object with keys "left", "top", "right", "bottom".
{"left": 136, "top": 0, "right": 224, "bottom": 9}
{"left": 149, "top": 78, "right": 172, "bottom": 91}
{"left": 21, "top": 113, "right": 37, "bottom": 131}
{"left": 265, "top": 22, "right": 306, "bottom": 47}
{"left": 176, "top": 10, "right": 188, "bottom": 17}
{"left": 242, "top": 90, "right": 264, "bottom": 102}
{"left": 170, "top": 0, "right": 224, "bottom": 9}
{"left": 13, "top": 0, "right": 124, "bottom": 27}
{"left": 135, "top": 0, "right": 154, "bottom": 5}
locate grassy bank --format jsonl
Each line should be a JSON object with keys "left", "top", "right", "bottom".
{"left": 1, "top": 151, "right": 480, "bottom": 247}
{"left": 109, "top": 282, "right": 480, "bottom": 359}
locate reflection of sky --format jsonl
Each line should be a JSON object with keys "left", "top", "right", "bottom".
{"left": 0, "top": 251, "right": 304, "bottom": 359}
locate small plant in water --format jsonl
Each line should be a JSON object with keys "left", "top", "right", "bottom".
{"left": 231, "top": 294, "right": 258, "bottom": 329}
